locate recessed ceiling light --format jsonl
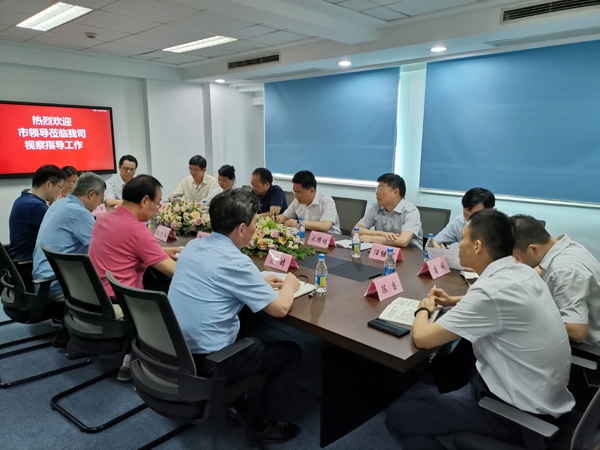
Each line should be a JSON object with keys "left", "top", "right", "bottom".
{"left": 338, "top": 60, "right": 352, "bottom": 67}
{"left": 163, "top": 36, "right": 237, "bottom": 53}
{"left": 17, "top": 2, "right": 92, "bottom": 31}
{"left": 430, "top": 46, "right": 447, "bottom": 53}
{"left": 215, "top": 79, "right": 226, "bottom": 83}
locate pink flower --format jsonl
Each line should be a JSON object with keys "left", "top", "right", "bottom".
{"left": 269, "top": 244, "right": 277, "bottom": 249}
{"left": 190, "top": 225, "right": 196, "bottom": 231}
{"left": 288, "top": 243, "right": 294, "bottom": 248}
{"left": 258, "top": 230, "right": 266, "bottom": 238}
{"left": 294, "top": 236, "right": 300, "bottom": 244}
{"left": 183, "top": 212, "right": 190, "bottom": 219}
{"left": 181, "top": 205, "right": 188, "bottom": 211}
{"left": 156, "top": 218, "right": 162, "bottom": 225}
{"left": 170, "top": 221, "right": 179, "bottom": 230}
{"left": 286, "top": 230, "right": 292, "bottom": 238}
{"left": 195, "top": 217, "right": 203, "bottom": 225}
{"left": 174, "top": 206, "right": 181, "bottom": 212}
{"left": 270, "top": 229, "right": 280, "bottom": 238}
{"left": 247, "top": 241, "right": 255, "bottom": 249}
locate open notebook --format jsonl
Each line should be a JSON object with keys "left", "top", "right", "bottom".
{"left": 261, "top": 271, "right": 315, "bottom": 298}
{"left": 379, "top": 297, "right": 441, "bottom": 327}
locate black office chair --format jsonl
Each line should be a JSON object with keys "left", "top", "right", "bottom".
{"left": 42, "top": 245, "right": 147, "bottom": 433}
{"left": 416, "top": 206, "right": 452, "bottom": 245}
{"left": 332, "top": 196, "right": 368, "bottom": 235}
{"left": 241, "top": 185, "right": 253, "bottom": 192}
{"left": 107, "top": 271, "right": 266, "bottom": 449}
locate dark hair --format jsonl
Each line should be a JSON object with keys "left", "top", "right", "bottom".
{"left": 462, "top": 188, "right": 495, "bottom": 210}
{"left": 377, "top": 173, "right": 406, "bottom": 198}
{"left": 61, "top": 166, "right": 78, "bottom": 178}
{"left": 119, "top": 155, "right": 138, "bottom": 168}
{"left": 32, "top": 164, "right": 67, "bottom": 188}
{"left": 122, "top": 175, "right": 163, "bottom": 204}
{"left": 209, "top": 189, "right": 258, "bottom": 236}
{"left": 292, "top": 170, "right": 317, "bottom": 190}
{"left": 510, "top": 215, "right": 551, "bottom": 252}
{"left": 467, "top": 210, "right": 515, "bottom": 261}
{"left": 252, "top": 167, "right": 273, "bottom": 185}
{"left": 189, "top": 155, "right": 207, "bottom": 170}
{"left": 218, "top": 165, "right": 236, "bottom": 180}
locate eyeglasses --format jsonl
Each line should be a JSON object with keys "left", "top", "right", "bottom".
{"left": 149, "top": 198, "right": 162, "bottom": 207}
{"left": 375, "top": 187, "right": 393, "bottom": 193}
{"left": 292, "top": 190, "right": 305, "bottom": 197}
{"left": 52, "top": 181, "right": 65, "bottom": 190}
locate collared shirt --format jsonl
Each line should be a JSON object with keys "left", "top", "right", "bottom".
{"left": 89, "top": 207, "right": 169, "bottom": 297}
{"left": 434, "top": 214, "right": 466, "bottom": 246}
{"left": 284, "top": 191, "right": 341, "bottom": 235}
{"left": 168, "top": 233, "right": 277, "bottom": 354}
{"left": 105, "top": 174, "right": 126, "bottom": 201}
{"left": 33, "top": 195, "right": 95, "bottom": 296}
{"left": 539, "top": 235, "right": 600, "bottom": 347}
{"left": 8, "top": 191, "right": 49, "bottom": 260}
{"left": 438, "top": 256, "right": 575, "bottom": 417}
{"left": 203, "top": 184, "right": 237, "bottom": 204}
{"left": 172, "top": 175, "right": 219, "bottom": 203}
{"left": 254, "top": 184, "right": 288, "bottom": 215}
{"left": 358, "top": 199, "right": 423, "bottom": 249}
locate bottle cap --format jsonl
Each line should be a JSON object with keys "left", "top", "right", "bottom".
{"left": 299, "top": 217, "right": 304, "bottom": 221}
{"left": 428, "top": 233, "right": 434, "bottom": 238}
{"left": 387, "top": 248, "right": 394, "bottom": 252}
{"left": 318, "top": 254, "right": 325, "bottom": 260}
{"left": 354, "top": 227, "right": 359, "bottom": 231}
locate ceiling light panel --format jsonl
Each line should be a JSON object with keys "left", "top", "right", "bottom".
{"left": 17, "top": 2, "right": 92, "bottom": 32}
{"left": 163, "top": 35, "right": 238, "bottom": 53}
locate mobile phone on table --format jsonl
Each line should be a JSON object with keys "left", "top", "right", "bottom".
{"left": 367, "top": 318, "right": 410, "bottom": 338}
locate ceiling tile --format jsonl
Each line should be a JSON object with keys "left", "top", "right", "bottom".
{"left": 170, "top": 11, "right": 254, "bottom": 34}
{"left": 337, "top": 0, "right": 380, "bottom": 12}
{"left": 111, "top": 34, "right": 178, "bottom": 49}
{"left": 362, "top": 6, "right": 407, "bottom": 20}
{"left": 137, "top": 24, "right": 214, "bottom": 44}
{"left": 323, "top": 0, "right": 345, "bottom": 3}
{"left": 156, "top": 53, "right": 206, "bottom": 64}
{"left": 133, "top": 49, "right": 172, "bottom": 58}
{"left": 387, "top": 0, "right": 477, "bottom": 16}
{"left": 368, "top": 0, "right": 401, "bottom": 5}
{"left": 101, "top": 0, "right": 198, "bottom": 23}
{"left": 0, "top": 26, "right": 43, "bottom": 40}
{"left": 227, "top": 25, "right": 278, "bottom": 40}
{"left": 69, "top": 0, "right": 118, "bottom": 8}
{"left": 74, "top": 10, "right": 160, "bottom": 34}
{"left": 51, "top": 22, "right": 130, "bottom": 41}
{"left": 0, "top": 10, "right": 29, "bottom": 27}
{"left": 87, "top": 41, "right": 149, "bottom": 55}
{"left": 0, "top": 0, "right": 55, "bottom": 15}
{"left": 249, "top": 31, "right": 307, "bottom": 46}
{"left": 217, "top": 39, "right": 269, "bottom": 53}
{"left": 186, "top": 46, "right": 236, "bottom": 58}
{"left": 29, "top": 31, "right": 99, "bottom": 49}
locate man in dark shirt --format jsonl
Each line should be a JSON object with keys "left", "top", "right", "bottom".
{"left": 251, "top": 168, "right": 288, "bottom": 218}
{"left": 9, "top": 165, "right": 67, "bottom": 260}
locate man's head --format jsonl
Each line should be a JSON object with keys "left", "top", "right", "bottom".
{"left": 291, "top": 170, "right": 317, "bottom": 205}
{"left": 375, "top": 173, "right": 406, "bottom": 208}
{"left": 71, "top": 172, "right": 106, "bottom": 212}
{"left": 510, "top": 215, "right": 551, "bottom": 267}
{"left": 458, "top": 210, "right": 514, "bottom": 272}
{"left": 251, "top": 168, "right": 273, "bottom": 196}
{"left": 61, "top": 166, "right": 79, "bottom": 195}
{"left": 218, "top": 165, "right": 236, "bottom": 190}
{"left": 118, "top": 155, "right": 138, "bottom": 184}
{"left": 462, "top": 188, "right": 495, "bottom": 222}
{"left": 122, "top": 175, "right": 163, "bottom": 222}
{"left": 32, "top": 164, "right": 68, "bottom": 202}
{"left": 210, "top": 189, "right": 259, "bottom": 248}
{"left": 189, "top": 155, "right": 207, "bottom": 183}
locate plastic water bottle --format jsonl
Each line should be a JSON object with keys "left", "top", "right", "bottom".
{"left": 351, "top": 227, "right": 361, "bottom": 259}
{"left": 201, "top": 200, "right": 208, "bottom": 213}
{"left": 297, "top": 217, "right": 305, "bottom": 244}
{"left": 424, "top": 233, "right": 435, "bottom": 261}
{"left": 384, "top": 248, "right": 396, "bottom": 276}
{"left": 315, "top": 254, "right": 327, "bottom": 294}
{"left": 172, "top": 196, "right": 178, "bottom": 203}
{"left": 144, "top": 221, "right": 151, "bottom": 230}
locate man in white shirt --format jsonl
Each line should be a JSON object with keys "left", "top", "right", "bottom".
{"left": 511, "top": 214, "right": 600, "bottom": 346}
{"left": 105, "top": 155, "right": 138, "bottom": 207}
{"left": 168, "top": 155, "right": 219, "bottom": 203}
{"left": 386, "top": 210, "right": 574, "bottom": 449}
{"left": 276, "top": 170, "right": 341, "bottom": 234}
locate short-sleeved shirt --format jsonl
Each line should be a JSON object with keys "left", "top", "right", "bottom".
{"left": 438, "top": 257, "right": 575, "bottom": 417}
{"left": 358, "top": 199, "right": 423, "bottom": 249}
{"left": 89, "top": 207, "right": 169, "bottom": 297}
{"left": 254, "top": 184, "right": 288, "bottom": 215}
{"left": 283, "top": 191, "right": 341, "bottom": 235}
{"left": 540, "top": 235, "right": 600, "bottom": 347}
{"left": 8, "top": 191, "right": 49, "bottom": 260}
{"left": 32, "top": 195, "right": 96, "bottom": 296}
{"left": 172, "top": 175, "right": 219, "bottom": 202}
{"left": 104, "top": 174, "right": 126, "bottom": 201}
{"left": 168, "top": 232, "right": 277, "bottom": 354}
{"left": 434, "top": 214, "right": 466, "bottom": 246}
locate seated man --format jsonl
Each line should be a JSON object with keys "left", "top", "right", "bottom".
{"left": 105, "top": 155, "right": 138, "bottom": 207}
{"left": 386, "top": 210, "right": 574, "bottom": 449}
{"left": 169, "top": 189, "right": 302, "bottom": 445}
{"left": 276, "top": 170, "right": 341, "bottom": 234}
{"left": 251, "top": 167, "right": 288, "bottom": 217}
{"left": 168, "top": 155, "right": 219, "bottom": 202}
{"left": 203, "top": 164, "right": 237, "bottom": 204}
{"left": 511, "top": 214, "right": 600, "bottom": 345}
{"left": 432, "top": 187, "right": 495, "bottom": 247}
{"left": 354, "top": 173, "right": 422, "bottom": 249}
{"left": 9, "top": 164, "right": 67, "bottom": 260}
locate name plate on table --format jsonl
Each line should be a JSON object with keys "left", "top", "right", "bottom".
{"left": 155, "top": 225, "right": 177, "bottom": 243}
{"left": 369, "top": 244, "right": 403, "bottom": 262}
{"left": 196, "top": 231, "right": 210, "bottom": 238}
{"left": 91, "top": 204, "right": 107, "bottom": 216}
{"left": 264, "top": 250, "right": 298, "bottom": 272}
{"left": 306, "top": 232, "right": 335, "bottom": 249}
{"left": 418, "top": 256, "right": 451, "bottom": 280}
{"left": 427, "top": 247, "right": 464, "bottom": 271}
{"left": 364, "top": 272, "right": 404, "bottom": 301}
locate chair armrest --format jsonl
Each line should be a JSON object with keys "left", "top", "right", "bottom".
{"left": 572, "top": 342, "right": 600, "bottom": 358}
{"left": 32, "top": 276, "right": 57, "bottom": 298}
{"left": 32, "top": 276, "right": 57, "bottom": 285}
{"left": 478, "top": 397, "right": 559, "bottom": 438}
{"left": 571, "top": 354, "right": 597, "bottom": 371}
{"left": 14, "top": 258, "right": 33, "bottom": 265}
{"left": 206, "top": 338, "right": 256, "bottom": 364}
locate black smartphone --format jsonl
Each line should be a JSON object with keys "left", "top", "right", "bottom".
{"left": 368, "top": 318, "right": 410, "bottom": 338}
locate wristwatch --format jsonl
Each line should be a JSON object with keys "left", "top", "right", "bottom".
{"left": 414, "top": 307, "right": 432, "bottom": 319}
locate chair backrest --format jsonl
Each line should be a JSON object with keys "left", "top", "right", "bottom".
{"left": 284, "top": 190, "right": 295, "bottom": 209}
{"left": 241, "top": 185, "right": 252, "bottom": 192}
{"left": 0, "top": 242, "right": 27, "bottom": 294}
{"left": 332, "top": 196, "right": 368, "bottom": 236}
{"left": 571, "top": 388, "right": 600, "bottom": 450}
{"left": 417, "top": 206, "right": 452, "bottom": 240}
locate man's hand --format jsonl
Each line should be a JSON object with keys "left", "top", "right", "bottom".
{"left": 282, "top": 273, "right": 300, "bottom": 292}
{"left": 163, "top": 247, "right": 181, "bottom": 261}
{"left": 431, "top": 239, "right": 447, "bottom": 249}
{"left": 284, "top": 218, "right": 298, "bottom": 228}
{"left": 381, "top": 232, "right": 401, "bottom": 242}
{"left": 264, "top": 274, "right": 284, "bottom": 289}
{"left": 418, "top": 296, "right": 436, "bottom": 315}
{"left": 429, "top": 287, "right": 460, "bottom": 307}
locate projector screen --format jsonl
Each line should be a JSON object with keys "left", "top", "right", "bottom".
{"left": 0, "top": 101, "right": 117, "bottom": 178}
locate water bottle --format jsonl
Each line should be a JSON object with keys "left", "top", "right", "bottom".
{"left": 351, "top": 227, "right": 361, "bottom": 259}
{"left": 384, "top": 248, "right": 396, "bottom": 276}
{"left": 144, "top": 221, "right": 151, "bottom": 230}
{"left": 297, "top": 217, "right": 305, "bottom": 244}
{"left": 424, "top": 233, "right": 435, "bottom": 261}
{"left": 172, "top": 196, "right": 178, "bottom": 203}
{"left": 201, "top": 200, "right": 208, "bottom": 213}
{"left": 315, "top": 254, "right": 327, "bottom": 294}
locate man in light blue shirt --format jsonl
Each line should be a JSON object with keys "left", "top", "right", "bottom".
{"left": 169, "top": 189, "right": 302, "bottom": 446}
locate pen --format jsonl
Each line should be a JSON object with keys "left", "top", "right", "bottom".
{"left": 308, "top": 290, "right": 316, "bottom": 298}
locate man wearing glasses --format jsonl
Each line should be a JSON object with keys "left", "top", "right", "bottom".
{"left": 250, "top": 167, "right": 288, "bottom": 218}
{"left": 105, "top": 155, "right": 138, "bottom": 207}
{"left": 354, "top": 173, "right": 423, "bottom": 249}
{"left": 8, "top": 164, "right": 67, "bottom": 260}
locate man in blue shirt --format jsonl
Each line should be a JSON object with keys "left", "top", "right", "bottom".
{"left": 9, "top": 165, "right": 67, "bottom": 260}
{"left": 251, "top": 168, "right": 288, "bottom": 218}
{"left": 169, "top": 189, "right": 301, "bottom": 445}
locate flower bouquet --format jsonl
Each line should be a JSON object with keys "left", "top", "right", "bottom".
{"left": 242, "top": 217, "right": 318, "bottom": 259}
{"left": 156, "top": 200, "right": 211, "bottom": 235}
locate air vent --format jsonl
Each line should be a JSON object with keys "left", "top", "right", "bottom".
{"left": 228, "top": 53, "right": 280, "bottom": 70}
{"left": 503, "top": 0, "right": 600, "bottom": 22}
{"left": 485, "top": 26, "right": 600, "bottom": 46}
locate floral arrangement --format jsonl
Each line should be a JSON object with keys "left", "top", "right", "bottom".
{"left": 242, "top": 217, "right": 317, "bottom": 259}
{"left": 155, "top": 200, "right": 211, "bottom": 235}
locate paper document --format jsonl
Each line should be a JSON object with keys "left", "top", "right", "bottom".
{"left": 379, "top": 297, "right": 441, "bottom": 327}
{"left": 460, "top": 271, "right": 478, "bottom": 286}
{"left": 261, "top": 271, "right": 315, "bottom": 299}
{"left": 427, "top": 247, "right": 464, "bottom": 270}
{"left": 335, "top": 239, "right": 374, "bottom": 251}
